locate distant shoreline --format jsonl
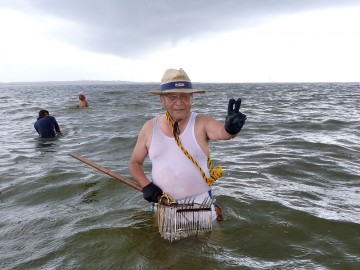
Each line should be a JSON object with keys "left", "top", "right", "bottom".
{"left": 0, "top": 80, "right": 153, "bottom": 86}
{"left": 0, "top": 80, "right": 359, "bottom": 85}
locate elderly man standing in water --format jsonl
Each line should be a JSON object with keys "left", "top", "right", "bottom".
{"left": 34, "top": 110, "right": 61, "bottom": 138}
{"left": 128, "top": 68, "right": 247, "bottom": 220}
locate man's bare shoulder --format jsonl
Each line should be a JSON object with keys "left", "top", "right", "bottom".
{"left": 136, "top": 118, "right": 155, "bottom": 150}
{"left": 144, "top": 118, "right": 154, "bottom": 127}
{"left": 139, "top": 118, "right": 154, "bottom": 136}
{"left": 195, "top": 113, "right": 231, "bottom": 140}
{"left": 194, "top": 113, "right": 215, "bottom": 138}
{"left": 195, "top": 113, "right": 217, "bottom": 125}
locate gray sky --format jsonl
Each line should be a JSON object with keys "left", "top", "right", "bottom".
{"left": 1, "top": 0, "right": 360, "bottom": 82}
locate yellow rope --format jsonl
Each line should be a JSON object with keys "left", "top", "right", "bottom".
{"left": 165, "top": 112, "right": 223, "bottom": 186}
{"left": 159, "top": 193, "right": 177, "bottom": 205}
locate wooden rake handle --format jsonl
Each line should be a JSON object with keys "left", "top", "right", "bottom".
{"left": 68, "top": 152, "right": 142, "bottom": 192}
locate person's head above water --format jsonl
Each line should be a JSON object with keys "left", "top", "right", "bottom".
{"left": 38, "top": 109, "right": 49, "bottom": 119}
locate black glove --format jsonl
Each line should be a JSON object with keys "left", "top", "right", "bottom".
{"left": 142, "top": 182, "right": 163, "bottom": 203}
{"left": 225, "top": 98, "right": 247, "bottom": 135}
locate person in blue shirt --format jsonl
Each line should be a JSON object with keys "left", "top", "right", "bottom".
{"left": 34, "top": 110, "right": 61, "bottom": 138}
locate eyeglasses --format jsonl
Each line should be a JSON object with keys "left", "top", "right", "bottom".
{"left": 164, "top": 93, "right": 193, "bottom": 103}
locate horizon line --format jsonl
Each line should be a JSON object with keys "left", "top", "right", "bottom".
{"left": 1, "top": 80, "right": 360, "bottom": 85}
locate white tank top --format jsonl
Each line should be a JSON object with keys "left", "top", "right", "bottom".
{"left": 149, "top": 112, "right": 210, "bottom": 200}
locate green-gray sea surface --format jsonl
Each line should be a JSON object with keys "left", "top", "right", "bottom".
{"left": 1, "top": 82, "right": 359, "bottom": 269}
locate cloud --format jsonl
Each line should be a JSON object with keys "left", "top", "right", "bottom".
{"left": 3, "top": 0, "right": 360, "bottom": 58}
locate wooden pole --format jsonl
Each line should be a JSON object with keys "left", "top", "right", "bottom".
{"left": 68, "top": 152, "right": 142, "bottom": 191}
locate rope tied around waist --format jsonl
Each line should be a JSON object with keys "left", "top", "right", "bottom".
{"left": 165, "top": 112, "right": 223, "bottom": 186}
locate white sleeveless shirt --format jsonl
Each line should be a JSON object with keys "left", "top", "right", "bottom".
{"left": 149, "top": 112, "right": 210, "bottom": 200}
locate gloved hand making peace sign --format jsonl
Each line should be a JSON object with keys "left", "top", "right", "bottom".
{"left": 224, "top": 98, "right": 247, "bottom": 135}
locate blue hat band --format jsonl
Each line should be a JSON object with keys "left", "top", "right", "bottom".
{"left": 161, "top": 81, "right": 193, "bottom": 91}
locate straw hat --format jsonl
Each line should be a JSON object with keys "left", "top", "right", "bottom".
{"left": 149, "top": 68, "right": 206, "bottom": 95}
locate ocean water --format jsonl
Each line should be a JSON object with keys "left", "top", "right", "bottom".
{"left": 0, "top": 82, "right": 359, "bottom": 270}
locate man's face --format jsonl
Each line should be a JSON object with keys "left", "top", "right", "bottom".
{"left": 161, "top": 93, "right": 193, "bottom": 121}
